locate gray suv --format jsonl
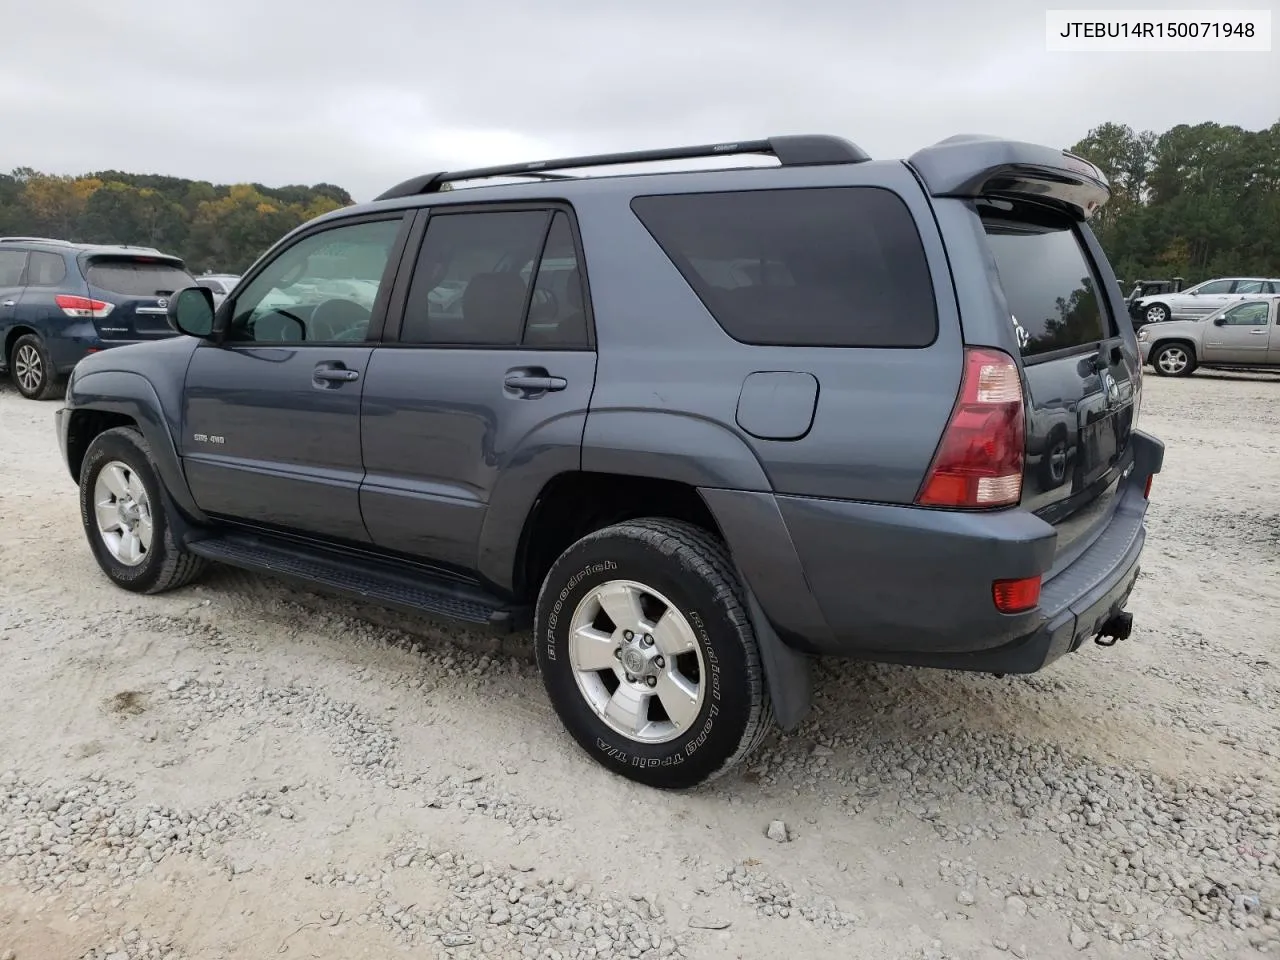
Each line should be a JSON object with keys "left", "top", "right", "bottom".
{"left": 54, "top": 134, "right": 1163, "bottom": 788}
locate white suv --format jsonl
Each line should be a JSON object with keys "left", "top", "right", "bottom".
{"left": 1132, "top": 277, "right": 1280, "bottom": 325}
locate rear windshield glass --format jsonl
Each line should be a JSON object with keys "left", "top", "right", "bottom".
{"left": 631, "top": 187, "right": 938, "bottom": 348}
{"left": 85, "top": 259, "right": 193, "bottom": 297}
{"left": 980, "top": 208, "right": 1111, "bottom": 359}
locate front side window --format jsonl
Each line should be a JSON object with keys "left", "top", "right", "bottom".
{"left": 1221, "top": 302, "right": 1270, "bottom": 326}
{"left": 981, "top": 208, "right": 1110, "bottom": 359}
{"left": 227, "top": 218, "right": 402, "bottom": 344}
{"left": 0, "top": 251, "right": 29, "bottom": 287}
{"left": 1191, "top": 279, "right": 1233, "bottom": 295}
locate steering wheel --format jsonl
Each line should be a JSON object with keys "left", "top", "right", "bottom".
{"left": 309, "top": 297, "right": 371, "bottom": 342}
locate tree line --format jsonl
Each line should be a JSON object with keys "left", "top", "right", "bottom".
{"left": 0, "top": 170, "right": 354, "bottom": 274}
{"left": 1068, "top": 120, "right": 1280, "bottom": 285}
{"left": 1, "top": 118, "right": 1276, "bottom": 281}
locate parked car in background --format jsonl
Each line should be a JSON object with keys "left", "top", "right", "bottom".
{"left": 1124, "top": 277, "right": 1183, "bottom": 308}
{"left": 195, "top": 274, "right": 240, "bottom": 308}
{"left": 1130, "top": 276, "right": 1280, "bottom": 327}
{"left": 0, "top": 237, "right": 195, "bottom": 399}
{"left": 1138, "top": 295, "right": 1280, "bottom": 376}
{"left": 54, "top": 133, "right": 1162, "bottom": 788}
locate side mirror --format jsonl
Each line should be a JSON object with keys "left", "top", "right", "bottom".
{"left": 1213, "top": 316, "right": 1226, "bottom": 326}
{"left": 167, "top": 286, "right": 216, "bottom": 339}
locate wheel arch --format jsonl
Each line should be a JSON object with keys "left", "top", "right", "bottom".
{"left": 66, "top": 370, "right": 208, "bottom": 523}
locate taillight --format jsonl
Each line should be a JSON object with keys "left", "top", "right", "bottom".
{"left": 916, "top": 347, "right": 1026, "bottom": 509}
{"left": 55, "top": 295, "right": 114, "bottom": 319}
{"left": 993, "top": 575, "right": 1041, "bottom": 613}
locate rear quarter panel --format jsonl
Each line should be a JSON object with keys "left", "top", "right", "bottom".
{"left": 578, "top": 162, "right": 963, "bottom": 505}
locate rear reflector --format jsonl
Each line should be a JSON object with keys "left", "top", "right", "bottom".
{"left": 1143, "top": 474, "right": 1153, "bottom": 499}
{"left": 55, "top": 294, "right": 114, "bottom": 319}
{"left": 916, "top": 347, "right": 1026, "bottom": 509}
{"left": 993, "top": 576, "right": 1041, "bottom": 614}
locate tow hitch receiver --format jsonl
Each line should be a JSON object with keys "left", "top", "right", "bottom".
{"left": 1095, "top": 611, "right": 1134, "bottom": 647}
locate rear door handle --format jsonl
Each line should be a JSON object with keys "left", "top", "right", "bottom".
{"left": 504, "top": 374, "right": 567, "bottom": 392}
{"left": 2, "top": 300, "right": 14, "bottom": 307}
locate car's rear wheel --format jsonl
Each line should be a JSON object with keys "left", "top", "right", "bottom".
{"left": 1143, "top": 302, "right": 1170, "bottom": 325}
{"left": 9, "top": 333, "right": 61, "bottom": 400}
{"left": 534, "top": 518, "right": 772, "bottom": 789}
{"left": 79, "top": 426, "right": 207, "bottom": 594}
{"left": 1152, "top": 342, "right": 1196, "bottom": 377}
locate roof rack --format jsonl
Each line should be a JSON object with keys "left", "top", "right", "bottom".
{"left": 374, "top": 134, "right": 871, "bottom": 201}
{"left": 0, "top": 236, "right": 75, "bottom": 246}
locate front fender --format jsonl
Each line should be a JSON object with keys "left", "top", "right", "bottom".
{"left": 66, "top": 370, "right": 208, "bottom": 523}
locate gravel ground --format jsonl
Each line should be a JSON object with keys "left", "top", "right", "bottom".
{"left": 1, "top": 370, "right": 1277, "bottom": 960}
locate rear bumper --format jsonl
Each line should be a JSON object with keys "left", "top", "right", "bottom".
{"left": 703, "top": 429, "right": 1164, "bottom": 673}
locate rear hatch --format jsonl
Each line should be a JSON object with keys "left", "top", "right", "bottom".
{"left": 79, "top": 253, "right": 194, "bottom": 341}
{"left": 978, "top": 199, "right": 1137, "bottom": 564}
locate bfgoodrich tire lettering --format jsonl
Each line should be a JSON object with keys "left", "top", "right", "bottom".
{"left": 535, "top": 518, "right": 772, "bottom": 789}
{"left": 79, "top": 426, "right": 207, "bottom": 594}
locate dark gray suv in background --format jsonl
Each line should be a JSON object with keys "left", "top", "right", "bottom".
{"left": 54, "top": 133, "right": 1163, "bottom": 788}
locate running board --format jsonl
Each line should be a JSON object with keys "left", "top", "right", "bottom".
{"left": 187, "top": 534, "right": 528, "bottom": 633}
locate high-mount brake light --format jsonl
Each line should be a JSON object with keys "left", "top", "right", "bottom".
{"left": 916, "top": 347, "right": 1026, "bottom": 509}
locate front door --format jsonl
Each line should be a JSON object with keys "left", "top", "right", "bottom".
{"left": 0, "top": 249, "right": 28, "bottom": 362}
{"left": 181, "top": 214, "right": 409, "bottom": 543}
{"left": 360, "top": 206, "right": 597, "bottom": 577}
{"left": 1201, "top": 301, "right": 1273, "bottom": 364}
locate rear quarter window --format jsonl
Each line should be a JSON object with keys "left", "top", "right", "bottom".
{"left": 631, "top": 187, "right": 938, "bottom": 348}
{"left": 85, "top": 259, "right": 194, "bottom": 297}
{"left": 980, "top": 207, "right": 1113, "bottom": 360}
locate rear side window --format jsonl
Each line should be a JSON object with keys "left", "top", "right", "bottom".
{"left": 85, "top": 259, "right": 193, "bottom": 297}
{"left": 27, "top": 252, "right": 67, "bottom": 287}
{"left": 631, "top": 187, "right": 938, "bottom": 348}
{"left": 981, "top": 210, "right": 1110, "bottom": 359}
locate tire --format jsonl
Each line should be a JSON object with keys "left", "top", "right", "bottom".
{"left": 1143, "top": 302, "right": 1170, "bottom": 325}
{"left": 1151, "top": 342, "right": 1196, "bottom": 378}
{"left": 534, "top": 518, "right": 773, "bottom": 789}
{"left": 9, "top": 333, "right": 62, "bottom": 400}
{"left": 78, "top": 426, "right": 207, "bottom": 594}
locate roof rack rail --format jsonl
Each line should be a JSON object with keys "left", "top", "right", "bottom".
{"left": 0, "top": 236, "right": 75, "bottom": 245}
{"left": 374, "top": 134, "right": 871, "bottom": 202}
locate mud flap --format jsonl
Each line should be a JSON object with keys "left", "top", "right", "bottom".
{"left": 739, "top": 574, "right": 813, "bottom": 732}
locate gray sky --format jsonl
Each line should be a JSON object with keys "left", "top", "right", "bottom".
{"left": 3, "top": 0, "right": 1276, "bottom": 202}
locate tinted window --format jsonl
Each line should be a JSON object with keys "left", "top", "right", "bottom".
{"left": 1233, "top": 280, "right": 1265, "bottom": 294}
{"left": 631, "top": 187, "right": 937, "bottom": 348}
{"left": 228, "top": 217, "right": 402, "bottom": 344}
{"left": 86, "top": 259, "right": 194, "bottom": 296}
{"left": 401, "top": 210, "right": 548, "bottom": 345}
{"left": 27, "top": 252, "right": 67, "bottom": 287}
{"left": 522, "top": 212, "right": 589, "bottom": 347}
{"left": 981, "top": 212, "right": 1109, "bottom": 359}
{"left": 0, "top": 251, "right": 26, "bottom": 286}
{"left": 1222, "top": 302, "right": 1269, "bottom": 325}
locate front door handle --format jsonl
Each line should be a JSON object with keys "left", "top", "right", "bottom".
{"left": 313, "top": 364, "right": 360, "bottom": 385}
{"left": 2, "top": 300, "right": 14, "bottom": 307}
{"left": 1249, "top": 329, "right": 1268, "bottom": 335}
{"left": 504, "top": 374, "right": 567, "bottom": 393}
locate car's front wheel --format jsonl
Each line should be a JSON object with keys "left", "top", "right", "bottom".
{"left": 1151, "top": 342, "right": 1196, "bottom": 378}
{"left": 79, "top": 426, "right": 208, "bottom": 594}
{"left": 1143, "top": 302, "right": 1170, "bottom": 325}
{"left": 9, "top": 333, "right": 60, "bottom": 400}
{"left": 535, "top": 518, "right": 772, "bottom": 789}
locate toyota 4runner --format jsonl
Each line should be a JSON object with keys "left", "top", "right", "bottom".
{"left": 55, "top": 134, "right": 1164, "bottom": 788}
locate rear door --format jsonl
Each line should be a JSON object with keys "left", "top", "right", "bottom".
{"left": 80, "top": 253, "right": 194, "bottom": 342}
{"left": 978, "top": 201, "right": 1136, "bottom": 548}
{"left": 359, "top": 205, "right": 597, "bottom": 576}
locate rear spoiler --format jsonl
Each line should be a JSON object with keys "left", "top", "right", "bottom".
{"left": 907, "top": 134, "right": 1111, "bottom": 221}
